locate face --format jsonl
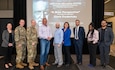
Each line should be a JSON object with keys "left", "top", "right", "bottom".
{"left": 89, "top": 25, "right": 94, "bottom": 30}
{"left": 101, "top": 20, "right": 107, "bottom": 27}
{"left": 55, "top": 23, "right": 60, "bottom": 28}
{"left": 42, "top": 18, "right": 47, "bottom": 25}
{"left": 64, "top": 23, "right": 69, "bottom": 29}
{"left": 75, "top": 20, "right": 80, "bottom": 26}
{"left": 7, "top": 23, "right": 12, "bottom": 30}
{"left": 31, "top": 20, "right": 36, "bottom": 26}
{"left": 33, "top": 0, "right": 48, "bottom": 26}
{"left": 19, "top": 20, "right": 25, "bottom": 27}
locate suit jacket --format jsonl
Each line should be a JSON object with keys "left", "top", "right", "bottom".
{"left": 98, "top": 27, "right": 114, "bottom": 46}
{"left": 73, "top": 26, "right": 85, "bottom": 42}
{"left": 1, "top": 30, "right": 15, "bottom": 47}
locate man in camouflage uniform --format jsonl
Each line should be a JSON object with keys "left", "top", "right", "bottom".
{"left": 15, "top": 19, "right": 27, "bottom": 69}
{"left": 27, "top": 19, "right": 39, "bottom": 69}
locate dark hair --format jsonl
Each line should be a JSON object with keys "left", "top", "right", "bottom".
{"left": 6, "top": 22, "right": 12, "bottom": 27}
{"left": 87, "top": 22, "right": 95, "bottom": 38}
{"left": 102, "top": 20, "right": 107, "bottom": 23}
{"left": 64, "top": 22, "right": 70, "bottom": 29}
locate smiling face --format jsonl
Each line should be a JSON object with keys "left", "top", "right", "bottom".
{"left": 31, "top": 19, "right": 36, "bottom": 27}
{"left": 42, "top": 18, "right": 47, "bottom": 26}
{"left": 101, "top": 20, "right": 107, "bottom": 27}
{"left": 75, "top": 20, "right": 80, "bottom": 26}
{"left": 19, "top": 19, "right": 25, "bottom": 27}
{"left": 89, "top": 24, "right": 94, "bottom": 31}
{"left": 64, "top": 22, "right": 69, "bottom": 29}
{"left": 55, "top": 23, "right": 60, "bottom": 28}
{"left": 7, "top": 23, "right": 12, "bottom": 30}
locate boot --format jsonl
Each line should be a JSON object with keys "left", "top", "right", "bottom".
{"left": 29, "top": 63, "right": 34, "bottom": 70}
{"left": 16, "top": 63, "right": 24, "bottom": 69}
{"left": 20, "top": 62, "right": 27, "bottom": 66}
{"left": 32, "top": 62, "right": 39, "bottom": 66}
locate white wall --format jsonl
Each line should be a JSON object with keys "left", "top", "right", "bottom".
{"left": 106, "top": 16, "right": 115, "bottom": 44}
{"left": 0, "top": 10, "right": 13, "bottom": 18}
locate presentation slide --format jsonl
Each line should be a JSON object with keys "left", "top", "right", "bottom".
{"left": 27, "top": 0, "right": 92, "bottom": 37}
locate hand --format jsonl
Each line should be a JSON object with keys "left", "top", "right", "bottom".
{"left": 53, "top": 43, "right": 55, "bottom": 46}
{"left": 62, "top": 41, "right": 64, "bottom": 44}
{"left": 32, "top": 42, "right": 35, "bottom": 46}
{"left": 47, "top": 37, "right": 51, "bottom": 41}
{"left": 58, "top": 44, "right": 60, "bottom": 48}
{"left": 18, "top": 44, "right": 21, "bottom": 47}
{"left": 8, "top": 43, "right": 13, "bottom": 47}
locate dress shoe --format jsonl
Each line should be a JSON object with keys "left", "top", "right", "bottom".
{"left": 45, "top": 63, "right": 50, "bottom": 66}
{"left": 40, "top": 65, "right": 44, "bottom": 70}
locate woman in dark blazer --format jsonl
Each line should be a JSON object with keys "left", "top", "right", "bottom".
{"left": 1, "top": 23, "right": 14, "bottom": 68}
{"left": 62, "top": 22, "right": 71, "bottom": 66}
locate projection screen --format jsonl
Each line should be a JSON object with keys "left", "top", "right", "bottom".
{"left": 27, "top": 0, "right": 92, "bottom": 37}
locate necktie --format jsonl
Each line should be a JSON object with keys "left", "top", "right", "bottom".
{"left": 76, "top": 28, "right": 78, "bottom": 39}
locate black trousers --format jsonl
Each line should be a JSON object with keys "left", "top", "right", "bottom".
{"left": 63, "top": 46, "right": 71, "bottom": 64}
{"left": 88, "top": 43, "right": 97, "bottom": 66}
{"left": 4, "top": 47, "right": 13, "bottom": 64}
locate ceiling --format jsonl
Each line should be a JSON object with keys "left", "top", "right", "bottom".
{"left": 104, "top": 0, "right": 115, "bottom": 18}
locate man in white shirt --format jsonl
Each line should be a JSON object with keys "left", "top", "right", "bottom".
{"left": 39, "top": 18, "right": 52, "bottom": 70}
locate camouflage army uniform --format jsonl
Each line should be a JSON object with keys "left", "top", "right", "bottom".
{"left": 27, "top": 26, "right": 38, "bottom": 63}
{"left": 15, "top": 26, "right": 26, "bottom": 63}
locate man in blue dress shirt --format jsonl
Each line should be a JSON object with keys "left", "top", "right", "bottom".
{"left": 53, "top": 23, "right": 63, "bottom": 67}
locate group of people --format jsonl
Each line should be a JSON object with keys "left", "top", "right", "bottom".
{"left": 1, "top": 18, "right": 114, "bottom": 70}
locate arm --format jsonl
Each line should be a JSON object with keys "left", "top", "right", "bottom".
{"left": 82, "top": 27, "right": 85, "bottom": 40}
{"left": 2, "top": 30, "right": 9, "bottom": 45}
{"left": 93, "top": 30, "right": 99, "bottom": 44}
{"left": 59, "top": 30, "right": 64, "bottom": 44}
{"left": 26, "top": 27, "right": 33, "bottom": 43}
{"left": 109, "top": 28, "right": 114, "bottom": 44}
{"left": 48, "top": 26, "right": 52, "bottom": 38}
{"left": 64, "top": 29, "right": 71, "bottom": 41}
{"left": 14, "top": 27, "right": 20, "bottom": 43}
{"left": 12, "top": 31, "right": 15, "bottom": 45}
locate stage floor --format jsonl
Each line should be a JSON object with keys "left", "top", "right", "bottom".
{"left": 0, "top": 55, "right": 115, "bottom": 70}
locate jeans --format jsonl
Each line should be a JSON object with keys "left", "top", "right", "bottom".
{"left": 40, "top": 39, "right": 50, "bottom": 65}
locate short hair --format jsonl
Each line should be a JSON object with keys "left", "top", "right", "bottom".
{"left": 101, "top": 20, "right": 107, "bottom": 23}
{"left": 75, "top": 19, "right": 80, "bottom": 22}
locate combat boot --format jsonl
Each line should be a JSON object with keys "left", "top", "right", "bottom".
{"left": 29, "top": 63, "right": 34, "bottom": 70}
{"left": 16, "top": 63, "right": 24, "bottom": 69}
{"left": 32, "top": 62, "right": 39, "bottom": 66}
{"left": 20, "top": 62, "right": 27, "bottom": 66}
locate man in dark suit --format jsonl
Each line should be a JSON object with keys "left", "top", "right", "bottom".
{"left": 98, "top": 20, "right": 114, "bottom": 68}
{"left": 73, "top": 20, "right": 85, "bottom": 65}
